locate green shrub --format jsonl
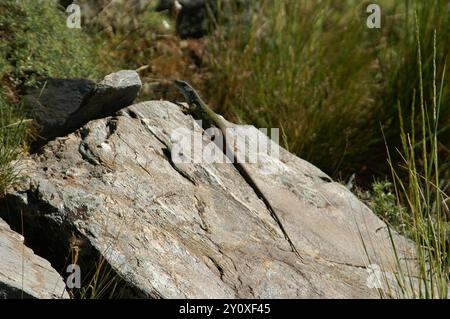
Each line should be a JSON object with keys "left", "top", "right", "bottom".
{"left": 0, "top": 0, "right": 99, "bottom": 193}
{"left": 366, "top": 181, "right": 406, "bottom": 232}
{"left": 0, "top": 0, "right": 98, "bottom": 86}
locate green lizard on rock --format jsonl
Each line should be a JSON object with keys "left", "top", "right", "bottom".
{"left": 173, "top": 80, "right": 301, "bottom": 259}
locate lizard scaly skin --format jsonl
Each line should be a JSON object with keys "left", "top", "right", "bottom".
{"left": 174, "top": 80, "right": 301, "bottom": 259}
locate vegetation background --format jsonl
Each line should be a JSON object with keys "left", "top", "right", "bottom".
{"left": 0, "top": 0, "right": 448, "bottom": 298}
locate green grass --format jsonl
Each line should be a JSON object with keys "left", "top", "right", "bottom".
{"left": 0, "top": 0, "right": 99, "bottom": 194}
{"left": 386, "top": 26, "right": 449, "bottom": 298}
{"left": 205, "top": 0, "right": 449, "bottom": 298}
{"left": 0, "top": 92, "right": 27, "bottom": 195}
{"left": 0, "top": 0, "right": 98, "bottom": 86}
{"left": 362, "top": 23, "right": 449, "bottom": 298}
{"left": 87, "top": 2, "right": 176, "bottom": 82}
{"left": 204, "top": 0, "right": 450, "bottom": 182}
{"left": 362, "top": 180, "right": 406, "bottom": 235}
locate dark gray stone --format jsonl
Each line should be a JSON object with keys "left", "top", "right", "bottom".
{"left": 24, "top": 78, "right": 95, "bottom": 140}
{"left": 24, "top": 70, "right": 141, "bottom": 144}
{"left": 65, "top": 70, "right": 142, "bottom": 134}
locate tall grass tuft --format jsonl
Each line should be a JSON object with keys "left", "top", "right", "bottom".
{"left": 205, "top": 0, "right": 450, "bottom": 183}
{"left": 0, "top": 93, "right": 28, "bottom": 194}
{"left": 384, "top": 23, "right": 448, "bottom": 299}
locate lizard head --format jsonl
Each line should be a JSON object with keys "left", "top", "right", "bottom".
{"left": 173, "top": 80, "right": 198, "bottom": 105}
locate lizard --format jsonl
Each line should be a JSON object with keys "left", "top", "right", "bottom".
{"left": 173, "top": 79, "right": 301, "bottom": 259}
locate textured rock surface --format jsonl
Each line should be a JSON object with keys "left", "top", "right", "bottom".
{"left": 65, "top": 70, "right": 142, "bottom": 133}
{"left": 24, "top": 78, "right": 95, "bottom": 140}
{"left": 0, "top": 218, "right": 68, "bottom": 299}
{"left": 24, "top": 70, "right": 141, "bottom": 143}
{"left": 2, "top": 100, "right": 416, "bottom": 298}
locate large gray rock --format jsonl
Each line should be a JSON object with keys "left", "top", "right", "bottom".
{"left": 2, "top": 100, "right": 417, "bottom": 298}
{"left": 0, "top": 218, "right": 69, "bottom": 299}
{"left": 24, "top": 70, "right": 141, "bottom": 143}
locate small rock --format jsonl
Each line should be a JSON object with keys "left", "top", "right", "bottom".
{"left": 65, "top": 70, "right": 142, "bottom": 133}
{"left": 25, "top": 70, "right": 141, "bottom": 144}
{"left": 24, "top": 78, "right": 95, "bottom": 140}
{"left": 0, "top": 218, "right": 69, "bottom": 299}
